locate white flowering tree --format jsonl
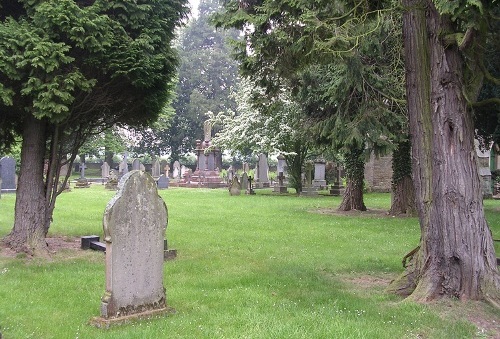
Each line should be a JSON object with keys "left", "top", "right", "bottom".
{"left": 209, "top": 79, "right": 315, "bottom": 193}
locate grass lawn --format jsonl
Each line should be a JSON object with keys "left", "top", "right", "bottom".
{"left": 0, "top": 185, "right": 499, "bottom": 338}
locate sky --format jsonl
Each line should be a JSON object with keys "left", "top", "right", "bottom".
{"left": 189, "top": 0, "right": 200, "bottom": 18}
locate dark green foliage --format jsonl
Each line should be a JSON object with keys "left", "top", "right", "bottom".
{"left": 0, "top": 0, "right": 189, "bottom": 152}
{"left": 143, "top": 0, "right": 241, "bottom": 161}
{"left": 391, "top": 139, "right": 412, "bottom": 188}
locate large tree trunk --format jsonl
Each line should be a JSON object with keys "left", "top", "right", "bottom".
{"left": 5, "top": 115, "right": 49, "bottom": 256}
{"left": 389, "top": 0, "right": 500, "bottom": 307}
{"left": 338, "top": 146, "right": 366, "bottom": 211}
{"left": 389, "top": 139, "right": 416, "bottom": 216}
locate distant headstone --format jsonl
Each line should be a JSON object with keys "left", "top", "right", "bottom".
{"left": 257, "top": 153, "right": 270, "bottom": 187}
{"left": 273, "top": 171, "right": 288, "bottom": 194}
{"left": 227, "top": 165, "right": 234, "bottom": 183}
{"left": 132, "top": 159, "right": 141, "bottom": 171}
{"left": 157, "top": 174, "right": 169, "bottom": 189}
{"left": 330, "top": 163, "right": 345, "bottom": 196}
{"left": 172, "top": 161, "right": 181, "bottom": 180}
{"left": 119, "top": 152, "right": 129, "bottom": 177}
{"left": 229, "top": 176, "right": 241, "bottom": 196}
{"left": 105, "top": 170, "right": 118, "bottom": 190}
{"left": 101, "top": 162, "right": 111, "bottom": 179}
{"left": 313, "top": 158, "right": 327, "bottom": 189}
{"left": 301, "top": 161, "right": 318, "bottom": 196}
{"left": 240, "top": 172, "right": 249, "bottom": 192}
{"left": 93, "top": 170, "right": 171, "bottom": 326}
{"left": 277, "top": 155, "right": 286, "bottom": 175}
{"left": 75, "top": 161, "right": 90, "bottom": 188}
{"left": 246, "top": 175, "right": 256, "bottom": 195}
{"left": 242, "top": 162, "right": 250, "bottom": 173}
{"left": 152, "top": 159, "right": 161, "bottom": 179}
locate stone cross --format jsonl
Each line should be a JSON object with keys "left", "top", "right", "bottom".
{"left": 277, "top": 172, "right": 285, "bottom": 186}
{"left": 94, "top": 170, "right": 171, "bottom": 326}
{"left": 203, "top": 120, "right": 212, "bottom": 142}
{"left": 80, "top": 163, "right": 87, "bottom": 179}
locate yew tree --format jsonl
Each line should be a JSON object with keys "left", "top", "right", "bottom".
{"left": 387, "top": 0, "right": 500, "bottom": 305}
{"left": 0, "top": 0, "right": 188, "bottom": 255}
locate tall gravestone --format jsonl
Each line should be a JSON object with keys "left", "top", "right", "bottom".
{"left": 313, "top": 158, "right": 327, "bottom": 189}
{"left": 93, "top": 170, "right": 172, "bottom": 326}
{"left": 256, "top": 153, "right": 270, "bottom": 188}
{"left": 152, "top": 159, "right": 161, "bottom": 179}
{"left": 101, "top": 162, "right": 110, "bottom": 179}
{"left": 0, "top": 156, "right": 16, "bottom": 193}
{"left": 132, "top": 159, "right": 141, "bottom": 171}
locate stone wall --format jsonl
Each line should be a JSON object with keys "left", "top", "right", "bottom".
{"left": 364, "top": 153, "right": 393, "bottom": 193}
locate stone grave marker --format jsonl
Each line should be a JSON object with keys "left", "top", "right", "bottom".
{"left": 132, "top": 159, "right": 141, "bottom": 171}
{"left": 0, "top": 156, "right": 16, "bottom": 193}
{"left": 105, "top": 170, "right": 118, "bottom": 190}
{"left": 301, "top": 161, "right": 318, "bottom": 196}
{"left": 240, "top": 172, "right": 249, "bottom": 192}
{"left": 172, "top": 161, "right": 180, "bottom": 180}
{"left": 257, "top": 153, "right": 270, "bottom": 187}
{"left": 313, "top": 158, "right": 327, "bottom": 189}
{"left": 273, "top": 171, "right": 288, "bottom": 194}
{"left": 157, "top": 174, "right": 169, "bottom": 189}
{"left": 91, "top": 170, "right": 172, "bottom": 327}
{"left": 101, "top": 162, "right": 110, "bottom": 179}
{"left": 229, "top": 176, "right": 241, "bottom": 196}
{"left": 152, "top": 159, "right": 161, "bottom": 179}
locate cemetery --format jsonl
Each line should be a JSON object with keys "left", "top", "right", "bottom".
{"left": 1, "top": 0, "right": 500, "bottom": 338}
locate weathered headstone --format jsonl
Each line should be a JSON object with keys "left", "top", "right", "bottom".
{"left": 75, "top": 162, "right": 90, "bottom": 188}
{"left": 152, "top": 159, "right": 161, "bottom": 179}
{"left": 0, "top": 156, "right": 16, "bottom": 193}
{"left": 256, "top": 153, "right": 270, "bottom": 188}
{"left": 330, "top": 163, "right": 345, "bottom": 196}
{"left": 240, "top": 172, "right": 249, "bottom": 192}
{"left": 118, "top": 152, "right": 129, "bottom": 177}
{"left": 172, "top": 161, "right": 180, "bottom": 180}
{"left": 227, "top": 165, "right": 234, "bottom": 183}
{"left": 301, "top": 161, "right": 318, "bottom": 196}
{"left": 157, "top": 174, "right": 169, "bottom": 189}
{"left": 246, "top": 175, "right": 256, "bottom": 195}
{"left": 101, "top": 162, "right": 111, "bottom": 179}
{"left": 277, "top": 155, "right": 287, "bottom": 177}
{"left": 132, "top": 159, "right": 141, "bottom": 171}
{"left": 105, "top": 170, "right": 118, "bottom": 190}
{"left": 242, "top": 162, "right": 250, "bottom": 173}
{"left": 273, "top": 171, "right": 288, "bottom": 194}
{"left": 92, "top": 170, "right": 172, "bottom": 327}
{"left": 313, "top": 158, "right": 327, "bottom": 189}
{"left": 229, "top": 176, "right": 241, "bottom": 196}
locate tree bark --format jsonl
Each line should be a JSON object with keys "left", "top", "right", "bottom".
{"left": 388, "top": 0, "right": 500, "bottom": 307}
{"left": 339, "top": 146, "right": 366, "bottom": 211}
{"left": 5, "top": 115, "right": 49, "bottom": 256}
{"left": 389, "top": 140, "right": 416, "bottom": 216}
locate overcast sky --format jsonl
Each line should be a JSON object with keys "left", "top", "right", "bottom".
{"left": 189, "top": 0, "right": 200, "bottom": 17}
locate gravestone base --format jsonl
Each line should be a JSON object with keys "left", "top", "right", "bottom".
{"left": 90, "top": 306, "right": 176, "bottom": 329}
{"left": 273, "top": 185, "right": 288, "bottom": 194}
{"left": 105, "top": 180, "right": 118, "bottom": 190}
{"left": 330, "top": 184, "right": 345, "bottom": 196}
{"left": 301, "top": 187, "right": 318, "bottom": 196}
{"left": 75, "top": 178, "right": 90, "bottom": 188}
{"left": 313, "top": 180, "right": 327, "bottom": 190}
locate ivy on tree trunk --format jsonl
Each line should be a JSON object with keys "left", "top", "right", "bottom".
{"left": 338, "top": 145, "right": 366, "bottom": 211}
